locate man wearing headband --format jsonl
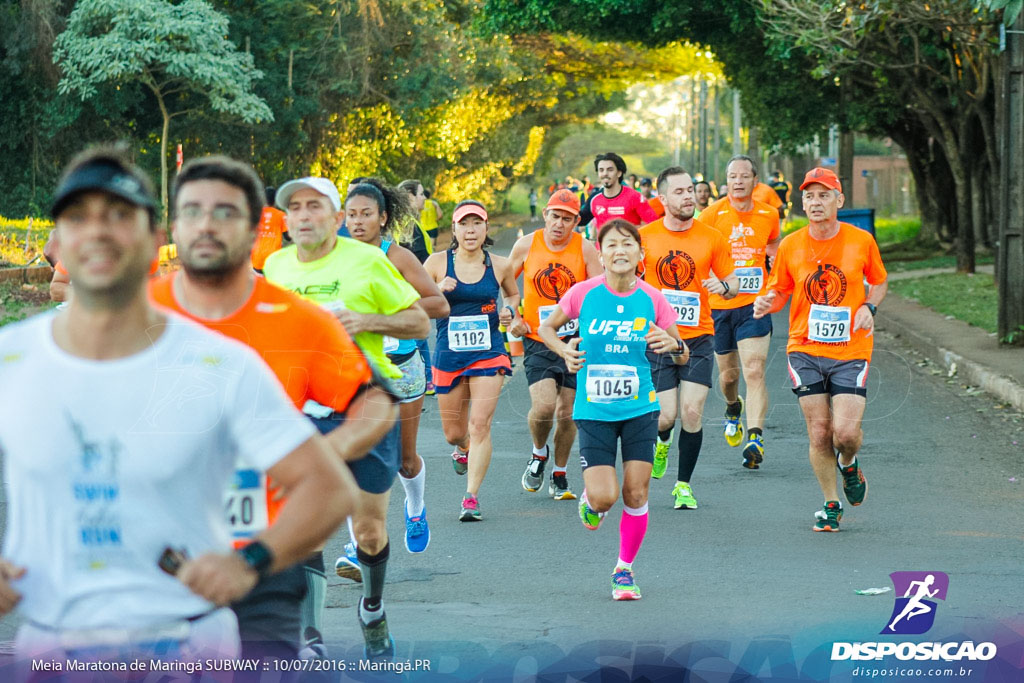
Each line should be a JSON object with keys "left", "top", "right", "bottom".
{"left": 0, "top": 145, "right": 352, "bottom": 664}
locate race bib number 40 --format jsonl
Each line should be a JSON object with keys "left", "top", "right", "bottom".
{"left": 662, "top": 289, "right": 700, "bottom": 326}
{"left": 224, "top": 469, "right": 269, "bottom": 543}
{"left": 448, "top": 314, "right": 490, "bottom": 351}
{"left": 539, "top": 304, "right": 578, "bottom": 337}
{"left": 585, "top": 364, "right": 640, "bottom": 403}
{"left": 808, "top": 304, "right": 851, "bottom": 343}
{"left": 735, "top": 267, "right": 764, "bottom": 294}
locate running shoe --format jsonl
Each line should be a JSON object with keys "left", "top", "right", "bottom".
{"left": 451, "top": 447, "right": 468, "bottom": 475}
{"left": 742, "top": 433, "right": 764, "bottom": 470}
{"left": 671, "top": 481, "right": 698, "bottom": 510}
{"left": 298, "top": 629, "right": 327, "bottom": 660}
{"left": 578, "top": 492, "right": 605, "bottom": 530}
{"left": 459, "top": 494, "right": 481, "bottom": 522}
{"left": 424, "top": 381, "right": 436, "bottom": 396}
{"left": 359, "top": 607, "right": 395, "bottom": 660}
{"left": 839, "top": 458, "right": 868, "bottom": 506}
{"left": 651, "top": 438, "right": 671, "bottom": 480}
{"left": 334, "top": 541, "right": 362, "bottom": 582}
{"left": 521, "top": 451, "right": 548, "bottom": 492}
{"left": 611, "top": 567, "right": 642, "bottom": 601}
{"left": 723, "top": 396, "right": 745, "bottom": 447}
{"left": 404, "top": 504, "right": 430, "bottom": 553}
{"left": 813, "top": 501, "right": 843, "bottom": 532}
{"left": 548, "top": 472, "right": 577, "bottom": 500}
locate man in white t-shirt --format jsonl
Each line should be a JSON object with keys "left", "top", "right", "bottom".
{"left": 0, "top": 145, "right": 357, "bottom": 664}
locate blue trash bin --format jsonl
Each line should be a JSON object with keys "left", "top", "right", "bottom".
{"left": 836, "top": 208, "right": 875, "bottom": 238}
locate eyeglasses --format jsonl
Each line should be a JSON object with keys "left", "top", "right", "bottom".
{"left": 176, "top": 205, "right": 247, "bottom": 224}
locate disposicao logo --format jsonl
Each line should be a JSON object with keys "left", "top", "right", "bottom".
{"left": 882, "top": 571, "right": 948, "bottom": 635}
{"left": 831, "top": 571, "right": 997, "bottom": 663}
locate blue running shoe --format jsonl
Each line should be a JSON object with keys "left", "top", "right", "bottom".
{"left": 404, "top": 504, "right": 430, "bottom": 553}
{"left": 334, "top": 541, "right": 362, "bottom": 582}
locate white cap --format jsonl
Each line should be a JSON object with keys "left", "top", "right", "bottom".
{"left": 276, "top": 177, "right": 342, "bottom": 212}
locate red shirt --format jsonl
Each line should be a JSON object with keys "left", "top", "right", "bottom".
{"left": 590, "top": 186, "right": 659, "bottom": 228}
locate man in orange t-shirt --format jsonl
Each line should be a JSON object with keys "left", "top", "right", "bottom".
{"left": 699, "top": 154, "right": 782, "bottom": 469}
{"left": 754, "top": 167, "right": 888, "bottom": 533}
{"left": 508, "top": 189, "right": 602, "bottom": 499}
{"left": 639, "top": 167, "right": 738, "bottom": 510}
{"left": 251, "top": 186, "right": 288, "bottom": 272}
{"left": 752, "top": 179, "right": 785, "bottom": 218}
{"left": 152, "top": 155, "right": 397, "bottom": 660}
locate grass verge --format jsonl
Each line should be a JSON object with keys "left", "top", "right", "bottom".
{"left": 888, "top": 272, "right": 998, "bottom": 333}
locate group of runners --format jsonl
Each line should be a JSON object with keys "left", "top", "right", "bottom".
{"left": 0, "top": 144, "right": 886, "bottom": 668}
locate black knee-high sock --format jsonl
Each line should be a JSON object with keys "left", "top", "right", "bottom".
{"left": 357, "top": 542, "right": 389, "bottom": 616}
{"left": 676, "top": 428, "right": 703, "bottom": 482}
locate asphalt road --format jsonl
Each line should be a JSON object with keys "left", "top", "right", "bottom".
{"left": 1, "top": 222, "right": 1022, "bottom": 681}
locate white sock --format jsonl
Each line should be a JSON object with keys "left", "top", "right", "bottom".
{"left": 623, "top": 502, "right": 648, "bottom": 516}
{"left": 347, "top": 517, "right": 357, "bottom": 548}
{"left": 838, "top": 455, "right": 856, "bottom": 468}
{"left": 615, "top": 559, "right": 633, "bottom": 571}
{"left": 400, "top": 457, "right": 426, "bottom": 517}
{"left": 532, "top": 444, "right": 548, "bottom": 458}
{"left": 553, "top": 465, "right": 567, "bottom": 475}
{"left": 359, "top": 597, "right": 383, "bottom": 625}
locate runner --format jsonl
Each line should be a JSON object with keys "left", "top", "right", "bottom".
{"left": 752, "top": 177, "right": 785, "bottom": 219}
{"left": 538, "top": 218, "right": 688, "bottom": 600}
{"left": 639, "top": 167, "right": 737, "bottom": 509}
{"left": 694, "top": 180, "right": 713, "bottom": 213}
{"left": 344, "top": 178, "right": 450, "bottom": 553}
{"left": 508, "top": 189, "right": 602, "bottom": 500}
{"left": 265, "top": 176, "right": 429, "bottom": 659}
{"left": 0, "top": 145, "right": 354, "bottom": 664}
{"left": 753, "top": 167, "right": 888, "bottom": 532}
{"left": 150, "top": 156, "right": 397, "bottom": 660}
{"left": 250, "top": 185, "right": 288, "bottom": 273}
{"left": 699, "top": 155, "right": 781, "bottom": 469}
{"left": 578, "top": 153, "right": 658, "bottom": 230}
{"left": 424, "top": 200, "right": 519, "bottom": 521}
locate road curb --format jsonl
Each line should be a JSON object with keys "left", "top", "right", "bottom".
{"left": 878, "top": 295, "right": 1024, "bottom": 413}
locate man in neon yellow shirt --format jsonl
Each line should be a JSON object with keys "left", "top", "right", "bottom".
{"left": 264, "top": 176, "right": 428, "bottom": 660}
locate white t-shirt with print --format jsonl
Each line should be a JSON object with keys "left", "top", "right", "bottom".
{"left": 0, "top": 311, "right": 315, "bottom": 630}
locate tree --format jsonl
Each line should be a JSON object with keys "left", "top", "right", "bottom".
{"left": 53, "top": 0, "right": 273, "bottom": 223}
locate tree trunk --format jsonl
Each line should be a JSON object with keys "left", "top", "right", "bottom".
{"left": 953, "top": 119, "right": 975, "bottom": 273}
{"left": 971, "top": 159, "right": 988, "bottom": 249}
{"left": 158, "top": 99, "right": 170, "bottom": 235}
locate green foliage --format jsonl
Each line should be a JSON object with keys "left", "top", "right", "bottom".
{"left": 54, "top": 0, "right": 272, "bottom": 124}
{"left": 890, "top": 273, "right": 998, "bottom": 333}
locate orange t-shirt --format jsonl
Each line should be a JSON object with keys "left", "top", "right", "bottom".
{"left": 521, "top": 230, "right": 588, "bottom": 342}
{"left": 639, "top": 217, "right": 735, "bottom": 340}
{"left": 149, "top": 272, "right": 372, "bottom": 541}
{"left": 699, "top": 197, "right": 781, "bottom": 309}
{"left": 251, "top": 206, "right": 287, "bottom": 270}
{"left": 767, "top": 222, "right": 887, "bottom": 362}
{"left": 752, "top": 182, "right": 783, "bottom": 210}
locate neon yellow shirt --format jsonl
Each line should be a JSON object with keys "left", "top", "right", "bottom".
{"left": 264, "top": 237, "right": 420, "bottom": 378}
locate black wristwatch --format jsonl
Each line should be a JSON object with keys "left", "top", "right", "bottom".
{"left": 670, "top": 339, "right": 687, "bottom": 355}
{"left": 863, "top": 303, "right": 877, "bottom": 317}
{"left": 236, "top": 540, "right": 274, "bottom": 578}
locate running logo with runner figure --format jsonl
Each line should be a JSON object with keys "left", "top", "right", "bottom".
{"left": 656, "top": 250, "right": 696, "bottom": 290}
{"left": 533, "top": 263, "right": 576, "bottom": 301}
{"left": 881, "top": 571, "right": 949, "bottom": 635}
{"left": 803, "top": 264, "right": 847, "bottom": 305}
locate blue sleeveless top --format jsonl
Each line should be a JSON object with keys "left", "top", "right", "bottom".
{"left": 379, "top": 238, "right": 418, "bottom": 357}
{"left": 434, "top": 249, "right": 507, "bottom": 371}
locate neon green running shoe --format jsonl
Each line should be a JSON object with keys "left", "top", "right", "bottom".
{"left": 671, "top": 481, "right": 697, "bottom": 509}
{"left": 724, "top": 396, "right": 745, "bottom": 447}
{"left": 611, "top": 567, "right": 641, "bottom": 601}
{"left": 578, "top": 492, "right": 605, "bottom": 530}
{"left": 651, "top": 439, "right": 671, "bottom": 479}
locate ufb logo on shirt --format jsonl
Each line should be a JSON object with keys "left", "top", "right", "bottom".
{"left": 881, "top": 571, "right": 949, "bottom": 635}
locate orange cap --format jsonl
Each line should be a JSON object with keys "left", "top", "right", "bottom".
{"left": 545, "top": 189, "right": 581, "bottom": 216}
{"left": 799, "top": 167, "right": 842, "bottom": 192}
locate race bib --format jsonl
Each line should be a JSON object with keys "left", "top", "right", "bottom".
{"left": 382, "top": 335, "right": 400, "bottom": 353}
{"left": 585, "top": 364, "right": 640, "bottom": 404}
{"left": 662, "top": 289, "right": 700, "bottom": 326}
{"left": 807, "top": 304, "right": 851, "bottom": 343}
{"left": 448, "top": 314, "right": 490, "bottom": 351}
{"left": 735, "top": 267, "right": 764, "bottom": 294}
{"left": 539, "top": 304, "right": 578, "bottom": 337}
{"left": 224, "top": 469, "right": 269, "bottom": 543}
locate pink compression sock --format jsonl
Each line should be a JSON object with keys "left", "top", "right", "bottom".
{"left": 618, "top": 503, "right": 649, "bottom": 564}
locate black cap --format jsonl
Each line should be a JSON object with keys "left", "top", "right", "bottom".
{"left": 51, "top": 161, "right": 157, "bottom": 219}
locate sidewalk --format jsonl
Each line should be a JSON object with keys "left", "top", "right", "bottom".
{"left": 877, "top": 267, "right": 1024, "bottom": 412}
